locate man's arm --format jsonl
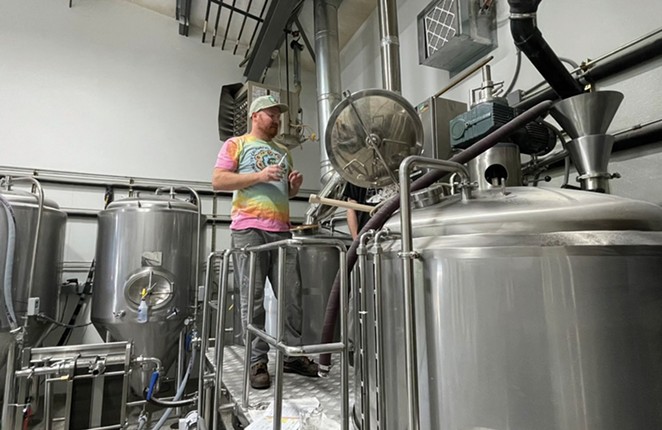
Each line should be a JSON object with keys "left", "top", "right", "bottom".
{"left": 346, "top": 202, "right": 360, "bottom": 239}
{"left": 212, "top": 166, "right": 283, "bottom": 191}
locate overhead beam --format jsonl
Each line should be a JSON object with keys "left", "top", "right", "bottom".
{"left": 243, "top": 0, "right": 298, "bottom": 82}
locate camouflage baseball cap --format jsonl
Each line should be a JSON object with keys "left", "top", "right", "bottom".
{"left": 249, "top": 95, "right": 289, "bottom": 115}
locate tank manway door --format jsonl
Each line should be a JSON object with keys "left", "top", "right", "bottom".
{"left": 325, "top": 89, "right": 424, "bottom": 188}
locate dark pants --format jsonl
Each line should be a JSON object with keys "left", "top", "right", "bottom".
{"left": 231, "top": 228, "right": 303, "bottom": 364}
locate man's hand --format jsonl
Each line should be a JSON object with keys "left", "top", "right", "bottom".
{"left": 288, "top": 170, "right": 303, "bottom": 196}
{"left": 258, "top": 165, "right": 284, "bottom": 182}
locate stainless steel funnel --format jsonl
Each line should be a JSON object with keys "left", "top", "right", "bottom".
{"left": 566, "top": 135, "right": 615, "bottom": 193}
{"left": 550, "top": 91, "right": 624, "bottom": 138}
{"left": 551, "top": 91, "right": 624, "bottom": 193}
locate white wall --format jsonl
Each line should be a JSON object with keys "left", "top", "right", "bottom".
{"left": 0, "top": 0, "right": 325, "bottom": 344}
{"left": 340, "top": 0, "right": 662, "bottom": 203}
{"left": 0, "top": 0, "right": 322, "bottom": 186}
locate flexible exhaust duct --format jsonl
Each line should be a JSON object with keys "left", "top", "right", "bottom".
{"left": 508, "top": 0, "right": 583, "bottom": 99}
{"left": 315, "top": 0, "right": 343, "bottom": 187}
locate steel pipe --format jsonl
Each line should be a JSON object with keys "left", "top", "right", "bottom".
{"left": 378, "top": 0, "right": 401, "bottom": 93}
{"left": 314, "top": 0, "right": 343, "bottom": 187}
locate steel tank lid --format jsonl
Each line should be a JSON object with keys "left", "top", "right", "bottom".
{"left": 384, "top": 187, "right": 662, "bottom": 237}
{"left": 104, "top": 195, "right": 197, "bottom": 212}
{"left": 0, "top": 190, "right": 61, "bottom": 211}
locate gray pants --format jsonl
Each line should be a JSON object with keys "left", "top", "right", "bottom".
{"left": 231, "top": 228, "right": 303, "bottom": 364}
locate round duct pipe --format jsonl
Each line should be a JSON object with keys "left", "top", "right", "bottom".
{"left": 315, "top": 0, "right": 342, "bottom": 187}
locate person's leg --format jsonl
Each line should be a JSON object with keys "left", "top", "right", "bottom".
{"left": 232, "top": 228, "right": 271, "bottom": 365}
{"left": 266, "top": 231, "right": 318, "bottom": 377}
{"left": 265, "top": 231, "right": 302, "bottom": 347}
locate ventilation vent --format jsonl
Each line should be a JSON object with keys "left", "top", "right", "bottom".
{"left": 418, "top": 0, "right": 497, "bottom": 74}
{"left": 218, "top": 81, "right": 299, "bottom": 144}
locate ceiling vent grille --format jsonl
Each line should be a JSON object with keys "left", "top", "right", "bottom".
{"left": 418, "top": 0, "right": 497, "bottom": 74}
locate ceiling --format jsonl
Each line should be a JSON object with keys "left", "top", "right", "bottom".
{"left": 126, "top": 0, "right": 376, "bottom": 75}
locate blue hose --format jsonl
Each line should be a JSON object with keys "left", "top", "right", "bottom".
{"left": 146, "top": 370, "right": 160, "bottom": 401}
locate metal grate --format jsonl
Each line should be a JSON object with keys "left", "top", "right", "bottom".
{"left": 202, "top": 0, "right": 270, "bottom": 57}
{"left": 424, "top": 0, "right": 457, "bottom": 57}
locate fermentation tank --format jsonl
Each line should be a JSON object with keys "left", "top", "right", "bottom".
{"left": 0, "top": 181, "right": 66, "bottom": 366}
{"left": 92, "top": 191, "right": 205, "bottom": 389}
{"left": 358, "top": 186, "right": 662, "bottom": 429}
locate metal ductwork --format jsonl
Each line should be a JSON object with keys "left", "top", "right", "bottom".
{"left": 315, "top": 0, "right": 343, "bottom": 188}
{"left": 508, "top": 0, "right": 584, "bottom": 99}
{"left": 379, "top": 0, "right": 402, "bottom": 93}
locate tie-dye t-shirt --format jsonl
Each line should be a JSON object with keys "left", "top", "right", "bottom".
{"left": 215, "top": 134, "right": 293, "bottom": 232}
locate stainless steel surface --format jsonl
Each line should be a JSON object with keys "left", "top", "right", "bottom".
{"left": 156, "top": 186, "right": 202, "bottom": 320}
{"left": 566, "top": 134, "right": 615, "bottom": 192}
{"left": 293, "top": 229, "right": 352, "bottom": 344}
{"left": 378, "top": 0, "right": 401, "bottom": 93}
{"left": 360, "top": 185, "right": 662, "bottom": 429}
{"left": 325, "top": 89, "right": 424, "bottom": 188}
{"left": 398, "top": 157, "right": 471, "bottom": 430}
{"left": 416, "top": 96, "right": 467, "bottom": 164}
{"left": 550, "top": 91, "right": 624, "bottom": 138}
{"left": 467, "top": 143, "right": 523, "bottom": 190}
{"left": 92, "top": 194, "right": 205, "bottom": 393}
{"left": 315, "top": 0, "right": 343, "bottom": 187}
{"left": 0, "top": 184, "right": 66, "bottom": 370}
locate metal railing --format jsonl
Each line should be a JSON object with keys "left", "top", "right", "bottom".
{"left": 199, "top": 237, "right": 350, "bottom": 430}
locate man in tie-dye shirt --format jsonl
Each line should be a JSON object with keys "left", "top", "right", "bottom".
{"left": 212, "top": 95, "right": 318, "bottom": 389}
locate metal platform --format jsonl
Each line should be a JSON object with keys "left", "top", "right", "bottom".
{"left": 206, "top": 345, "right": 352, "bottom": 426}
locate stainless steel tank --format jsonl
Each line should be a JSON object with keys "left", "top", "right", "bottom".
{"left": 262, "top": 226, "right": 351, "bottom": 343}
{"left": 358, "top": 186, "right": 662, "bottom": 429}
{"left": 92, "top": 193, "right": 205, "bottom": 388}
{"left": 0, "top": 184, "right": 66, "bottom": 384}
{"left": 291, "top": 226, "right": 352, "bottom": 344}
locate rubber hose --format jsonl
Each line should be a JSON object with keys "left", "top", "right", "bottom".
{"left": 151, "top": 346, "right": 197, "bottom": 429}
{"left": 317, "top": 100, "right": 554, "bottom": 369}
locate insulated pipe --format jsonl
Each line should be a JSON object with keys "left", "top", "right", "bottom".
{"left": 508, "top": 0, "right": 583, "bottom": 99}
{"left": 314, "top": 0, "right": 343, "bottom": 187}
{"left": 513, "top": 29, "right": 662, "bottom": 109}
{"left": 515, "top": 31, "right": 662, "bottom": 110}
{"left": 613, "top": 119, "right": 662, "bottom": 151}
{"left": 0, "top": 194, "right": 18, "bottom": 329}
{"left": 583, "top": 32, "right": 662, "bottom": 84}
{"left": 378, "top": 0, "right": 402, "bottom": 93}
{"left": 318, "top": 100, "right": 554, "bottom": 374}
{"left": 8, "top": 177, "right": 43, "bottom": 308}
